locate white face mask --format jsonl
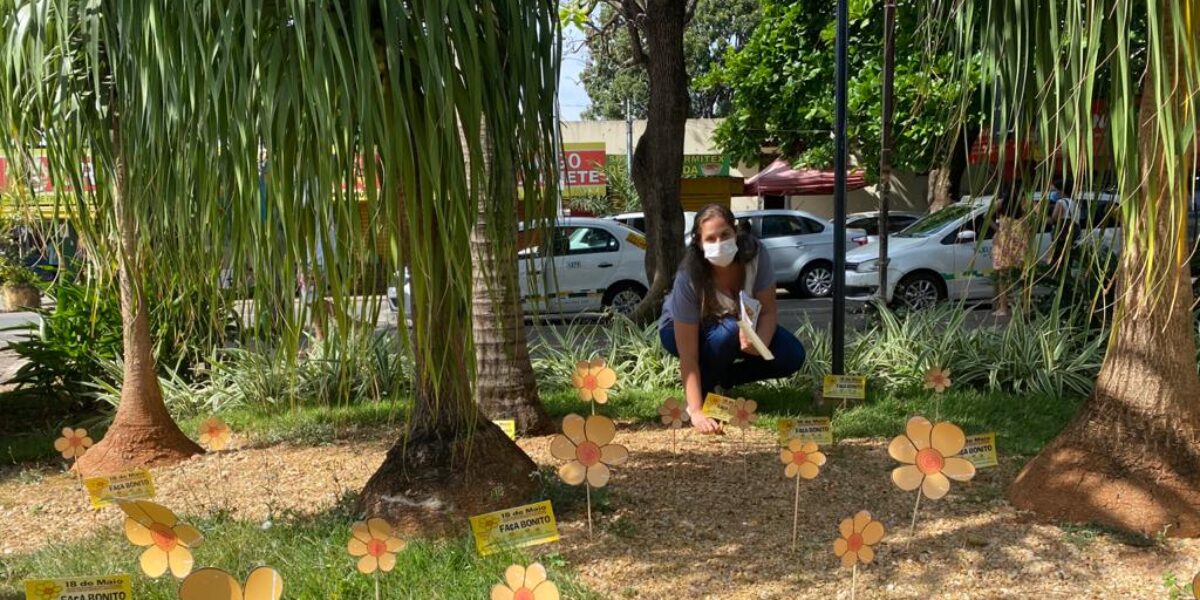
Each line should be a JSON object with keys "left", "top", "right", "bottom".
{"left": 703, "top": 238, "right": 738, "bottom": 267}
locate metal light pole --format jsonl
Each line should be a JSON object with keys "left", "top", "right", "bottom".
{"left": 832, "top": 0, "right": 849, "bottom": 375}
{"left": 878, "top": 0, "right": 896, "bottom": 304}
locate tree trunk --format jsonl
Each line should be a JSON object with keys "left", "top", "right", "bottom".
{"left": 627, "top": 0, "right": 690, "bottom": 325}
{"left": 1008, "top": 22, "right": 1200, "bottom": 537}
{"left": 76, "top": 152, "right": 202, "bottom": 475}
{"left": 926, "top": 167, "right": 952, "bottom": 213}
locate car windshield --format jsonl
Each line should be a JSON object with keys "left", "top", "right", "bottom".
{"left": 896, "top": 205, "right": 974, "bottom": 238}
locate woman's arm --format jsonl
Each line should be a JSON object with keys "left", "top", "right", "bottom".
{"left": 754, "top": 285, "right": 778, "bottom": 348}
{"left": 675, "top": 321, "right": 722, "bottom": 434}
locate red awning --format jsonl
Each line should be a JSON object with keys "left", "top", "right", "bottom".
{"left": 742, "top": 159, "right": 868, "bottom": 196}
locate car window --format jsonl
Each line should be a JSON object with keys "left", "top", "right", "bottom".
{"left": 800, "top": 218, "right": 825, "bottom": 234}
{"left": 898, "top": 205, "right": 974, "bottom": 238}
{"left": 761, "top": 216, "right": 809, "bottom": 238}
{"left": 946, "top": 214, "right": 998, "bottom": 243}
{"left": 847, "top": 217, "right": 879, "bottom": 236}
{"left": 558, "top": 227, "right": 619, "bottom": 255}
{"left": 887, "top": 216, "right": 918, "bottom": 233}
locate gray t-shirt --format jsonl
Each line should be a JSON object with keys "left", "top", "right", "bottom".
{"left": 660, "top": 243, "right": 774, "bottom": 328}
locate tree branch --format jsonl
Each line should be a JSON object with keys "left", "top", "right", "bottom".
{"left": 619, "top": 0, "right": 648, "bottom": 66}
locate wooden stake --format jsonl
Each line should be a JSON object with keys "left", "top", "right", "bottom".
{"left": 791, "top": 474, "right": 801, "bottom": 552}
{"left": 586, "top": 484, "right": 594, "bottom": 538}
{"left": 907, "top": 490, "right": 922, "bottom": 548}
{"left": 851, "top": 563, "right": 858, "bottom": 600}
{"left": 374, "top": 569, "right": 380, "bottom": 600}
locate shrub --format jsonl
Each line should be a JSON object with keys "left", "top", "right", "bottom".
{"left": 530, "top": 314, "right": 679, "bottom": 392}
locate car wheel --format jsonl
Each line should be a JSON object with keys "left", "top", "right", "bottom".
{"left": 602, "top": 282, "right": 647, "bottom": 316}
{"left": 895, "top": 272, "right": 945, "bottom": 311}
{"left": 797, "top": 261, "right": 834, "bottom": 298}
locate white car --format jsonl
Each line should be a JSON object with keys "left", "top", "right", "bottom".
{"left": 734, "top": 209, "right": 868, "bottom": 297}
{"left": 388, "top": 217, "right": 650, "bottom": 317}
{"left": 606, "top": 211, "right": 697, "bottom": 238}
{"left": 844, "top": 196, "right": 1056, "bottom": 309}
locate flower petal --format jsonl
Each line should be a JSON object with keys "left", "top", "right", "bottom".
{"left": 124, "top": 517, "right": 153, "bottom": 546}
{"left": 931, "top": 422, "right": 966, "bottom": 456}
{"left": 833, "top": 538, "right": 848, "bottom": 557}
{"left": 839, "top": 517, "right": 854, "bottom": 540}
{"left": 922, "top": 472, "right": 951, "bottom": 499}
{"left": 168, "top": 548, "right": 195, "bottom": 578}
{"left": 584, "top": 415, "right": 616, "bottom": 446}
{"left": 852, "top": 511, "right": 872, "bottom": 533}
{"left": 386, "top": 536, "right": 406, "bottom": 552}
{"left": 797, "top": 462, "right": 820, "bottom": 480}
{"left": 809, "top": 451, "right": 827, "bottom": 466}
{"left": 841, "top": 549, "right": 858, "bottom": 568}
{"left": 657, "top": 405, "right": 671, "bottom": 417}
{"left": 586, "top": 462, "right": 611, "bottom": 488}
{"left": 589, "top": 358, "right": 607, "bottom": 371}
{"left": 600, "top": 443, "right": 629, "bottom": 466}
{"left": 81, "top": 437, "right": 93, "bottom": 448}
{"left": 786, "top": 439, "right": 803, "bottom": 453}
{"left": 505, "top": 565, "right": 526, "bottom": 591}
{"left": 592, "top": 388, "right": 609, "bottom": 404}
{"left": 858, "top": 545, "right": 875, "bottom": 564}
{"left": 54, "top": 438, "right": 70, "bottom": 452}
{"left": 367, "top": 518, "right": 393, "bottom": 541}
{"left": 892, "top": 465, "right": 924, "bottom": 491}
{"left": 173, "top": 524, "right": 203, "bottom": 548}
{"left": 743, "top": 400, "right": 757, "bottom": 414}
{"left": 533, "top": 581, "right": 560, "bottom": 600}
{"left": 178, "top": 568, "right": 240, "bottom": 600}
{"left": 779, "top": 449, "right": 794, "bottom": 465}
{"left": 140, "top": 547, "right": 169, "bottom": 578}
{"left": 561, "top": 414, "right": 586, "bottom": 444}
{"left": 558, "top": 461, "right": 586, "bottom": 486}
{"left": 887, "top": 434, "right": 918, "bottom": 464}
{"left": 595, "top": 368, "right": 617, "bottom": 389}
{"left": 357, "top": 554, "right": 378, "bottom": 574}
{"left": 905, "top": 416, "right": 933, "bottom": 450}
{"left": 243, "top": 566, "right": 284, "bottom": 600}
{"left": 347, "top": 537, "right": 368, "bottom": 556}
{"left": 549, "top": 435, "right": 577, "bottom": 461}
{"left": 784, "top": 463, "right": 799, "bottom": 478}
{"left": 351, "top": 521, "right": 372, "bottom": 544}
{"left": 524, "top": 563, "right": 547, "bottom": 588}
{"left": 491, "top": 585, "right": 515, "bottom": 600}
{"left": 800, "top": 441, "right": 818, "bottom": 455}
{"left": 942, "top": 457, "right": 976, "bottom": 482}
{"left": 121, "top": 500, "right": 177, "bottom": 529}
{"left": 574, "top": 360, "right": 591, "bottom": 374}
{"left": 861, "top": 521, "right": 885, "bottom": 545}
{"left": 571, "top": 373, "right": 584, "bottom": 389}
{"left": 377, "top": 551, "right": 396, "bottom": 573}
{"left": 577, "top": 388, "right": 594, "bottom": 402}
{"left": 61, "top": 427, "right": 73, "bottom": 438}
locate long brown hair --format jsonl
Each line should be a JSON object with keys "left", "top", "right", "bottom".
{"left": 683, "top": 204, "right": 759, "bottom": 323}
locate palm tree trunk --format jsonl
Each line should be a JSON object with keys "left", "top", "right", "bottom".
{"left": 1008, "top": 13, "right": 1200, "bottom": 536}
{"left": 76, "top": 139, "right": 202, "bottom": 475}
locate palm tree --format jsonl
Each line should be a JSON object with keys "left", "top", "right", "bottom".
{"left": 940, "top": 0, "right": 1200, "bottom": 535}
{"left": 2, "top": 0, "right": 562, "bottom": 529}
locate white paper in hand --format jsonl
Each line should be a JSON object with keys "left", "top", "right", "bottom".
{"left": 738, "top": 292, "right": 774, "bottom": 360}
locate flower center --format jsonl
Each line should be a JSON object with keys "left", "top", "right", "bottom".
{"left": 150, "top": 523, "right": 178, "bottom": 551}
{"left": 916, "top": 448, "right": 945, "bottom": 474}
{"left": 792, "top": 451, "right": 808, "bottom": 465}
{"left": 737, "top": 410, "right": 748, "bottom": 420}
{"left": 576, "top": 441, "right": 602, "bottom": 466}
{"left": 670, "top": 408, "right": 681, "bottom": 419}
{"left": 366, "top": 539, "right": 388, "bottom": 557}
{"left": 514, "top": 588, "right": 534, "bottom": 600}
{"left": 69, "top": 437, "right": 82, "bottom": 447}
{"left": 847, "top": 533, "right": 864, "bottom": 552}
{"left": 583, "top": 375, "right": 597, "bottom": 389}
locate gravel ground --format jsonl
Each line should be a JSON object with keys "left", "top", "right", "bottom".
{"left": 2, "top": 425, "right": 1196, "bottom": 599}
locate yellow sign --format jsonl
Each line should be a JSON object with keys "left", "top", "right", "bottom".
{"left": 822, "top": 375, "right": 866, "bottom": 400}
{"left": 25, "top": 575, "right": 132, "bottom": 600}
{"left": 777, "top": 416, "right": 834, "bottom": 446}
{"left": 701, "top": 393, "right": 737, "bottom": 422}
{"left": 83, "top": 468, "right": 155, "bottom": 509}
{"left": 961, "top": 432, "right": 998, "bottom": 469}
{"left": 625, "top": 232, "right": 647, "bottom": 250}
{"left": 469, "top": 500, "right": 560, "bottom": 556}
{"left": 493, "top": 419, "right": 517, "bottom": 440}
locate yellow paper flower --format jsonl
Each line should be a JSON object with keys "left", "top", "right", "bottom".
{"left": 658, "top": 397, "right": 689, "bottom": 429}
{"left": 491, "top": 562, "right": 559, "bottom": 600}
{"left": 571, "top": 358, "right": 617, "bottom": 404}
{"left": 549, "top": 414, "right": 628, "bottom": 487}
{"left": 779, "top": 439, "right": 826, "bottom": 479}
{"left": 729, "top": 398, "right": 758, "bottom": 429}
{"left": 53, "top": 427, "right": 92, "bottom": 460}
{"left": 1193, "top": 571, "right": 1200, "bottom": 600}
{"left": 179, "top": 566, "right": 283, "bottom": 600}
{"left": 197, "top": 417, "right": 232, "bottom": 451}
{"left": 347, "top": 517, "right": 405, "bottom": 574}
{"left": 924, "top": 367, "right": 951, "bottom": 393}
{"left": 888, "top": 416, "right": 976, "bottom": 500}
{"left": 833, "top": 511, "right": 885, "bottom": 568}
{"left": 29, "top": 582, "right": 62, "bottom": 600}
{"left": 118, "top": 500, "right": 203, "bottom": 578}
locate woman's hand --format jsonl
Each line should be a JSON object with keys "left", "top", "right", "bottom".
{"left": 738, "top": 327, "right": 760, "bottom": 356}
{"left": 688, "top": 406, "right": 724, "bottom": 435}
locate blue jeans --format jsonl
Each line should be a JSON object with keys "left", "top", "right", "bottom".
{"left": 660, "top": 317, "right": 806, "bottom": 397}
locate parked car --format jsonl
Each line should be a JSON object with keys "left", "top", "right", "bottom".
{"left": 841, "top": 211, "right": 925, "bottom": 245}
{"left": 606, "top": 211, "right": 697, "bottom": 238}
{"left": 388, "top": 217, "right": 650, "bottom": 317}
{"left": 733, "top": 209, "right": 868, "bottom": 298}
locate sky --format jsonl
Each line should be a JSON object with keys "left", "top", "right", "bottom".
{"left": 559, "top": 27, "right": 590, "bottom": 121}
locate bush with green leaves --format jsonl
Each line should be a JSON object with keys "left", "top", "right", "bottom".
{"left": 530, "top": 315, "right": 679, "bottom": 393}
{"left": 0, "top": 257, "right": 40, "bottom": 287}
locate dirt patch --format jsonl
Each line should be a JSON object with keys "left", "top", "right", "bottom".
{"left": 2, "top": 425, "right": 1198, "bottom": 598}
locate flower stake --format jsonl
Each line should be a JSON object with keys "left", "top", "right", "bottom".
{"left": 491, "top": 562, "right": 559, "bottom": 600}
{"left": 888, "top": 416, "right": 975, "bottom": 547}
{"left": 549, "top": 414, "right": 628, "bottom": 537}
{"left": 179, "top": 566, "right": 283, "bottom": 600}
{"left": 780, "top": 439, "right": 825, "bottom": 551}
{"left": 729, "top": 398, "right": 758, "bottom": 481}
{"left": 117, "top": 500, "right": 203, "bottom": 579}
{"left": 197, "top": 417, "right": 232, "bottom": 507}
{"left": 658, "top": 397, "right": 690, "bottom": 457}
{"left": 923, "top": 367, "right": 951, "bottom": 419}
{"left": 54, "top": 427, "right": 92, "bottom": 499}
{"left": 348, "top": 517, "right": 404, "bottom": 600}
{"left": 833, "top": 511, "right": 885, "bottom": 600}
{"left": 572, "top": 358, "right": 617, "bottom": 415}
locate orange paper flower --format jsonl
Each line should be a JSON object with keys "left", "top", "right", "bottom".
{"left": 779, "top": 439, "right": 826, "bottom": 479}
{"left": 924, "top": 367, "right": 951, "bottom": 393}
{"left": 179, "top": 566, "right": 283, "bottom": 600}
{"left": 888, "top": 416, "right": 976, "bottom": 500}
{"left": 729, "top": 398, "right": 758, "bottom": 429}
{"left": 197, "top": 417, "right": 232, "bottom": 451}
{"left": 118, "top": 500, "right": 203, "bottom": 578}
{"left": 571, "top": 358, "right": 617, "bottom": 404}
{"left": 549, "top": 414, "right": 628, "bottom": 487}
{"left": 658, "top": 397, "right": 690, "bottom": 429}
{"left": 491, "top": 562, "right": 559, "bottom": 600}
{"left": 53, "top": 427, "right": 92, "bottom": 460}
{"left": 347, "top": 517, "right": 405, "bottom": 574}
{"left": 833, "top": 511, "right": 885, "bottom": 568}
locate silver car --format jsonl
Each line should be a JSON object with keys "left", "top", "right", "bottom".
{"left": 735, "top": 210, "right": 867, "bottom": 298}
